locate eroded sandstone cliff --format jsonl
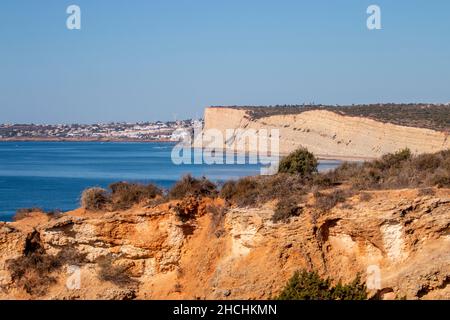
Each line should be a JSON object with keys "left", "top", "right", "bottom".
{"left": 0, "top": 189, "right": 448, "bottom": 300}
{"left": 203, "top": 107, "right": 450, "bottom": 159}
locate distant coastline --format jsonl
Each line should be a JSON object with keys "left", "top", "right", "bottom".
{"left": 0, "top": 119, "right": 203, "bottom": 143}
{"left": 0, "top": 137, "right": 175, "bottom": 143}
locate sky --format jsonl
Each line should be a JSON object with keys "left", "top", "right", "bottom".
{"left": 0, "top": 0, "right": 449, "bottom": 124}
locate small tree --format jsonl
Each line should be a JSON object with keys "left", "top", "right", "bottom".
{"left": 278, "top": 148, "right": 318, "bottom": 176}
{"left": 276, "top": 270, "right": 367, "bottom": 300}
{"left": 276, "top": 270, "right": 333, "bottom": 300}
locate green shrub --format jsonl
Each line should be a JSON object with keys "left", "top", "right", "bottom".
{"left": 277, "top": 270, "right": 332, "bottom": 300}
{"left": 276, "top": 270, "right": 367, "bottom": 300}
{"left": 81, "top": 187, "right": 110, "bottom": 211}
{"left": 278, "top": 148, "right": 318, "bottom": 176}
{"left": 331, "top": 276, "right": 368, "bottom": 300}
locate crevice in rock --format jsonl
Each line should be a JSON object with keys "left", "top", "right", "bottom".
{"left": 417, "top": 276, "right": 450, "bottom": 298}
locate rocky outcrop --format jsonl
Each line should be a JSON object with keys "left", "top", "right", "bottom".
{"left": 0, "top": 189, "right": 449, "bottom": 300}
{"left": 203, "top": 107, "right": 450, "bottom": 159}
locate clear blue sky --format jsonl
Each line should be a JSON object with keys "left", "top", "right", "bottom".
{"left": 1, "top": 0, "right": 449, "bottom": 123}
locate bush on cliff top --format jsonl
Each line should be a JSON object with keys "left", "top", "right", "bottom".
{"left": 219, "top": 177, "right": 259, "bottom": 207}
{"left": 76, "top": 148, "right": 449, "bottom": 217}
{"left": 81, "top": 187, "right": 110, "bottom": 211}
{"left": 169, "top": 174, "right": 218, "bottom": 199}
{"left": 278, "top": 147, "right": 318, "bottom": 176}
{"left": 332, "top": 148, "right": 450, "bottom": 190}
{"left": 109, "top": 182, "right": 162, "bottom": 210}
{"left": 219, "top": 148, "right": 449, "bottom": 223}
{"left": 220, "top": 174, "right": 307, "bottom": 208}
{"left": 276, "top": 270, "right": 367, "bottom": 300}
{"left": 81, "top": 182, "right": 163, "bottom": 211}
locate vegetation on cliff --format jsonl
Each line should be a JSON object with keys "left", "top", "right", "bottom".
{"left": 168, "top": 174, "right": 218, "bottom": 199}
{"left": 212, "top": 103, "right": 450, "bottom": 131}
{"left": 278, "top": 147, "right": 318, "bottom": 176}
{"left": 75, "top": 147, "right": 450, "bottom": 224}
{"left": 19, "top": 147, "right": 450, "bottom": 225}
{"left": 81, "top": 182, "right": 162, "bottom": 211}
{"left": 276, "top": 270, "right": 367, "bottom": 300}
{"left": 220, "top": 147, "right": 449, "bottom": 222}
{"left": 13, "top": 208, "right": 62, "bottom": 222}
{"left": 3, "top": 148, "right": 449, "bottom": 300}
{"left": 6, "top": 231, "right": 86, "bottom": 296}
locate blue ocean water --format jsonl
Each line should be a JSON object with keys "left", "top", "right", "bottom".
{"left": 0, "top": 142, "right": 340, "bottom": 221}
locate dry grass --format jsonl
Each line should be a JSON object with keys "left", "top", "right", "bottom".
{"left": 333, "top": 149, "right": 450, "bottom": 190}
{"left": 81, "top": 187, "right": 110, "bottom": 211}
{"left": 97, "top": 256, "right": 138, "bottom": 287}
{"left": 359, "top": 192, "right": 373, "bottom": 202}
{"left": 109, "top": 182, "right": 162, "bottom": 210}
{"left": 312, "top": 189, "right": 353, "bottom": 212}
{"left": 76, "top": 149, "right": 449, "bottom": 223}
{"left": 169, "top": 174, "right": 218, "bottom": 199}
{"left": 220, "top": 174, "right": 307, "bottom": 208}
{"left": 220, "top": 148, "right": 449, "bottom": 221}
{"left": 12, "top": 208, "right": 45, "bottom": 221}
{"left": 6, "top": 231, "right": 86, "bottom": 296}
{"left": 81, "top": 182, "right": 163, "bottom": 211}
{"left": 272, "top": 197, "right": 303, "bottom": 223}
{"left": 12, "top": 208, "right": 63, "bottom": 221}
{"left": 417, "top": 188, "right": 436, "bottom": 197}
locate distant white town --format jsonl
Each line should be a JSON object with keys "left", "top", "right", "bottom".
{"left": 0, "top": 119, "right": 203, "bottom": 141}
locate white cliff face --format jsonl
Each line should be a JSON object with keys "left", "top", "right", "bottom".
{"left": 204, "top": 108, "right": 450, "bottom": 159}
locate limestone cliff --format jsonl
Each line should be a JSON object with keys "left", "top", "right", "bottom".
{"left": 204, "top": 107, "right": 450, "bottom": 159}
{"left": 0, "top": 189, "right": 449, "bottom": 300}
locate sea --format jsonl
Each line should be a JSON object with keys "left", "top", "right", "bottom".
{"left": 0, "top": 141, "right": 341, "bottom": 221}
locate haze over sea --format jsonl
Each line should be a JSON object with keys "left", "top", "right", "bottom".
{"left": 0, "top": 142, "right": 340, "bottom": 221}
